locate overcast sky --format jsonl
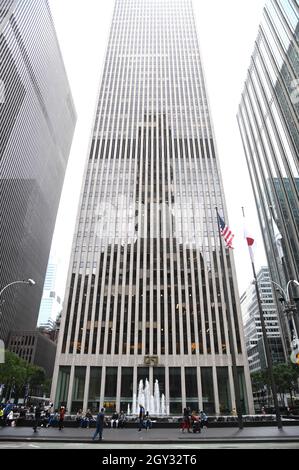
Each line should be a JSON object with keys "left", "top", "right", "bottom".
{"left": 48, "top": 0, "right": 267, "bottom": 299}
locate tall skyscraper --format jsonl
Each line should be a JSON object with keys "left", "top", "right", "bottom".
{"left": 37, "top": 257, "right": 62, "bottom": 326}
{"left": 237, "top": 0, "right": 299, "bottom": 344}
{"left": 52, "top": 0, "right": 253, "bottom": 415}
{"left": 0, "top": 0, "right": 76, "bottom": 344}
{"left": 240, "top": 266, "right": 286, "bottom": 373}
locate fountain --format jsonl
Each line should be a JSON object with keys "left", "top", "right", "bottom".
{"left": 131, "top": 379, "right": 166, "bottom": 415}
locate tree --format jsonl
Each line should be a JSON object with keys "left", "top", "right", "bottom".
{"left": 272, "top": 363, "right": 299, "bottom": 408}
{"left": 0, "top": 350, "right": 48, "bottom": 401}
{"left": 251, "top": 363, "right": 299, "bottom": 410}
{"left": 0, "top": 351, "right": 28, "bottom": 399}
{"left": 251, "top": 370, "right": 268, "bottom": 408}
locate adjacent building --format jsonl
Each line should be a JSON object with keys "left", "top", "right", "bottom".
{"left": 52, "top": 0, "right": 254, "bottom": 415}
{"left": 38, "top": 257, "right": 62, "bottom": 326}
{"left": 8, "top": 330, "right": 57, "bottom": 378}
{"left": 240, "top": 266, "right": 286, "bottom": 373}
{"left": 237, "top": 0, "right": 299, "bottom": 345}
{"left": 0, "top": 0, "right": 76, "bottom": 344}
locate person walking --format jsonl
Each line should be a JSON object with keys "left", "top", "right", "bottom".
{"left": 92, "top": 408, "right": 106, "bottom": 442}
{"left": 58, "top": 406, "right": 66, "bottom": 430}
{"left": 138, "top": 404, "right": 145, "bottom": 431}
{"left": 200, "top": 410, "right": 208, "bottom": 429}
{"left": 3, "top": 401, "right": 13, "bottom": 426}
{"left": 32, "top": 403, "right": 43, "bottom": 432}
{"left": 181, "top": 407, "right": 191, "bottom": 433}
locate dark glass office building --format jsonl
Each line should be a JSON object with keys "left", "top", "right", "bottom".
{"left": 52, "top": 0, "right": 253, "bottom": 415}
{"left": 237, "top": 0, "right": 299, "bottom": 345}
{"left": 0, "top": 0, "right": 76, "bottom": 344}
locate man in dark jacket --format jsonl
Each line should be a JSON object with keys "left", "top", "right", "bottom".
{"left": 92, "top": 408, "right": 106, "bottom": 441}
{"left": 138, "top": 404, "right": 145, "bottom": 431}
{"left": 33, "top": 403, "right": 43, "bottom": 432}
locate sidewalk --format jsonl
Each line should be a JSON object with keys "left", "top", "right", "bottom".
{"left": 1, "top": 425, "right": 299, "bottom": 443}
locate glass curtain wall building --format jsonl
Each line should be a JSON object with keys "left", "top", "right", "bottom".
{"left": 237, "top": 0, "right": 299, "bottom": 348}
{"left": 0, "top": 0, "right": 76, "bottom": 344}
{"left": 240, "top": 266, "right": 286, "bottom": 373}
{"left": 52, "top": 0, "right": 253, "bottom": 415}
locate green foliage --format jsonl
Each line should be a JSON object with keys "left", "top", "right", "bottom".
{"left": 272, "top": 363, "right": 299, "bottom": 394}
{"left": 251, "top": 363, "right": 299, "bottom": 394}
{"left": 0, "top": 350, "right": 47, "bottom": 396}
{"left": 251, "top": 370, "right": 267, "bottom": 392}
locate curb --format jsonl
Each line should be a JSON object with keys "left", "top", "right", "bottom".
{"left": 1, "top": 437, "right": 299, "bottom": 444}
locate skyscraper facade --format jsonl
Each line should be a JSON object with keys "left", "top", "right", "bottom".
{"left": 0, "top": 0, "right": 76, "bottom": 344}
{"left": 240, "top": 266, "right": 286, "bottom": 373}
{"left": 37, "top": 257, "right": 62, "bottom": 326}
{"left": 52, "top": 0, "right": 253, "bottom": 415}
{"left": 237, "top": 0, "right": 299, "bottom": 344}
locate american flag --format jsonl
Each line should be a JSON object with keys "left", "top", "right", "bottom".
{"left": 217, "top": 212, "right": 234, "bottom": 249}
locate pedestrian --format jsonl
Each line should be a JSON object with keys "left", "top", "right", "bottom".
{"left": 81, "top": 409, "right": 94, "bottom": 428}
{"left": 47, "top": 410, "right": 59, "bottom": 428}
{"left": 3, "top": 401, "right": 13, "bottom": 426}
{"left": 32, "top": 403, "right": 43, "bottom": 432}
{"left": 144, "top": 411, "right": 152, "bottom": 431}
{"left": 58, "top": 406, "right": 65, "bottom": 430}
{"left": 110, "top": 410, "right": 119, "bottom": 428}
{"left": 92, "top": 408, "right": 106, "bottom": 442}
{"left": 200, "top": 410, "right": 208, "bottom": 429}
{"left": 118, "top": 410, "right": 127, "bottom": 429}
{"left": 138, "top": 404, "right": 145, "bottom": 431}
{"left": 181, "top": 407, "right": 191, "bottom": 433}
{"left": 76, "top": 409, "right": 83, "bottom": 427}
{"left": 191, "top": 411, "right": 201, "bottom": 433}
{"left": 0, "top": 406, "right": 4, "bottom": 427}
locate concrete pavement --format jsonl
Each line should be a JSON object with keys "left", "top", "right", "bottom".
{"left": 1, "top": 424, "right": 299, "bottom": 444}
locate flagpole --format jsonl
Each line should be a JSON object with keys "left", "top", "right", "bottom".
{"left": 215, "top": 207, "right": 243, "bottom": 429}
{"left": 242, "top": 207, "right": 282, "bottom": 429}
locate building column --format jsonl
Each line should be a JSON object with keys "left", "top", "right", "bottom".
{"left": 212, "top": 366, "right": 220, "bottom": 415}
{"left": 66, "top": 365, "right": 75, "bottom": 412}
{"left": 116, "top": 366, "right": 121, "bottom": 412}
{"left": 100, "top": 366, "right": 106, "bottom": 410}
{"left": 243, "top": 363, "right": 255, "bottom": 414}
{"left": 197, "top": 366, "right": 203, "bottom": 411}
{"left": 228, "top": 364, "right": 236, "bottom": 413}
{"left": 149, "top": 366, "right": 153, "bottom": 396}
{"left": 50, "top": 361, "right": 60, "bottom": 405}
{"left": 181, "top": 366, "right": 186, "bottom": 410}
{"left": 83, "top": 366, "right": 90, "bottom": 412}
{"left": 165, "top": 366, "right": 169, "bottom": 415}
{"left": 132, "top": 366, "right": 137, "bottom": 414}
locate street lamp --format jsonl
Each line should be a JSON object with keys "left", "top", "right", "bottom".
{"left": 0, "top": 279, "right": 36, "bottom": 315}
{"left": 270, "top": 279, "right": 299, "bottom": 341}
{"left": 0, "top": 278, "right": 36, "bottom": 299}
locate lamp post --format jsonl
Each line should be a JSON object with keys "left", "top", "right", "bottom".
{"left": 270, "top": 279, "right": 299, "bottom": 342}
{"left": 0, "top": 279, "right": 36, "bottom": 300}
